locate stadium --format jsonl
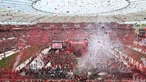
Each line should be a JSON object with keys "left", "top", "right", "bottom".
{"left": 0, "top": 0, "right": 146, "bottom": 81}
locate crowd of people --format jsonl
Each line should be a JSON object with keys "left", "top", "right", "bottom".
{"left": 18, "top": 49, "right": 77, "bottom": 79}
{"left": 0, "top": 23, "right": 146, "bottom": 81}
{"left": 16, "top": 47, "right": 134, "bottom": 81}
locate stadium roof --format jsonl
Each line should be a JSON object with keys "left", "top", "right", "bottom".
{"left": 0, "top": 0, "right": 146, "bottom": 24}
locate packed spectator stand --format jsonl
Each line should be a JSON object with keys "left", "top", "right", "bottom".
{"left": 0, "top": 22, "right": 146, "bottom": 81}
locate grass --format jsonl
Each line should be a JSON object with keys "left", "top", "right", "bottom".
{"left": 0, "top": 52, "right": 17, "bottom": 70}
{"left": 0, "top": 45, "right": 41, "bottom": 71}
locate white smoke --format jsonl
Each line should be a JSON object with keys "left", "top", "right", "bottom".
{"left": 77, "top": 24, "right": 123, "bottom": 72}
